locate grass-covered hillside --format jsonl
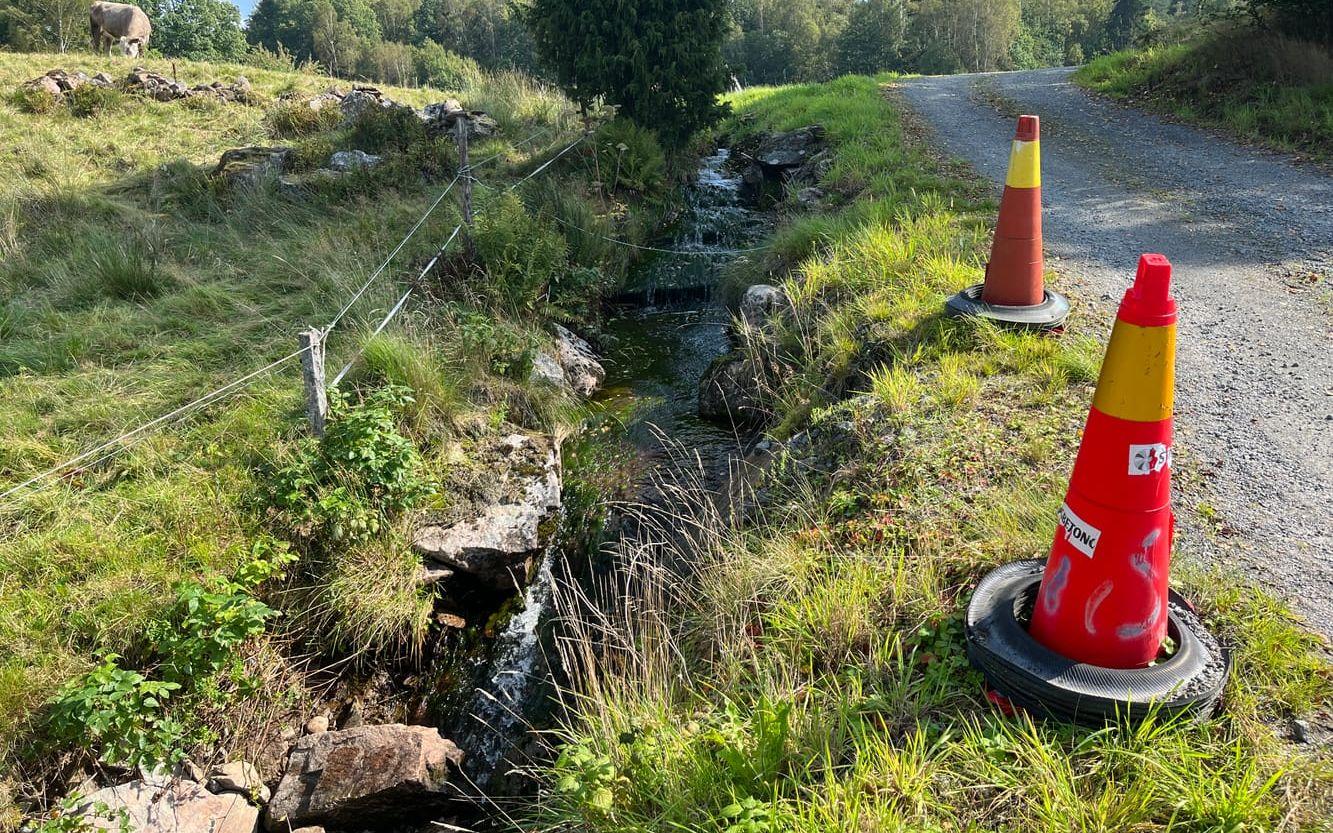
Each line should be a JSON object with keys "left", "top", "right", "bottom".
{"left": 0, "top": 50, "right": 674, "bottom": 821}
{"left": 1076, "top": 26, "right": 1333, "bottom": 160}
{"left": 535, "top": 75, "right": 1333, "bottom": 831}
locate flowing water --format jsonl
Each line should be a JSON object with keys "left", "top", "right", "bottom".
{"left": 597, "top": 148, "right": 770, "bottom": 460}
{"left": 444, "top": 148, "right": 770, "bottom": 808}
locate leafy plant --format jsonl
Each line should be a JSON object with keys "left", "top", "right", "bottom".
{"left": 347, "top": 103, "right": 427, "bottom": 155}
{"left": 49, "top": 655, "right": 185, "bottom": 769}
{"left": 553, "top": 744, "right": 620, "bottom": 818}
{"left": 268, "top": 386, "right": 431, "bottom": 546}
{"left": 265, "top": 98, "right": 340, "bottom": 139}
{"left": 471, "top": 191, "right": 569, "bottom": 313}
{"left": 9, "top": 85, "right": 60, "bottom": 115}
{"left": 29, "top": 793, "right": 130, "bottom": 833}
{"left": 151, "top": 540, "right": 294, "bottom": 686}
{"left": 594, "top": 119, "right": 667, "bottom": 195}
{"left": 718, "top": 796, "right": 777, "bottom": 833}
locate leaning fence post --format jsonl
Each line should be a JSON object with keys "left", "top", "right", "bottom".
{"left": 299, "top": 327, "right": 328, "bottom": 438}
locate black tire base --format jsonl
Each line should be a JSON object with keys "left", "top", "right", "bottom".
{"left": 965, "top": 560, "right": 1230, "bottom": 725}
{"left": 946, "top": 284, "right": 1071, "bottom": 331}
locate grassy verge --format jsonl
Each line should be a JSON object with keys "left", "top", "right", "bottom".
{"left": 1075, "top": 26, "right": 1333, "bottom": 161}
{"left": 0, "top": 51, "right": 673, "bottom": 821}
{"left": 536, "top": 74, "right": 1333, "bottom": 831}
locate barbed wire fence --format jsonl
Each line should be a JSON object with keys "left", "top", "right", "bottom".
{"left": 0, "top": 125, "right": 586, "bottom": 514}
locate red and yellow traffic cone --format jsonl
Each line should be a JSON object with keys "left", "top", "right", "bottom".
{"left": 1028, "top": 254, "right": 1178, "bottom": 668}
{"left": 947, "top": 115, "right": 1069, "bottom": 329}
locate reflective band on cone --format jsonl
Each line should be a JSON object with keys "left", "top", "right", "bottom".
{"left": 983, "top": 115, "right": 1044, "bottom": 307}
{"left": 1028, "top": 254, "right": 1179, "bottom": 669}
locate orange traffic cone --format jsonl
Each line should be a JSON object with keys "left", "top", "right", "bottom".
{"left": 947, "top": 115, "right": 1069, "bottom": 330}
{"left": 1028, "top": 254, "right": 1177, "bottom": 667}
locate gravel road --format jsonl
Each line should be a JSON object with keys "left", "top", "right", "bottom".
{"left": 899, "top": 67, "right": 1333, "bottom": 635}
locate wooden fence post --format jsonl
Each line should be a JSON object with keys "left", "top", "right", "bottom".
{"left": 455, "top": 118, "right": 473, "bottom": 229}
{"left": 299, "top": 327, "right": 328, "bottom": 438}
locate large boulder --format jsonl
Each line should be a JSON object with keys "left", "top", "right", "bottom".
{"left": 74, "top": 779, "right": 259, "bottom": 833}
{"left": 754, "top": 125, "right": 826, "bottom": 169}
{"left": 739, "top": 284, "right": 787, "bottom": 331}
{"left": 327, "top": 149, "right": 381, "bottom": 172}
{"left": 265, "top": 724, "right": 463, "bottom": 831}
{"left": 413, "top": 434, "right": 561, "bottom": 587}
{"left": 213, "top": 146, "right": 293, "bottom": 188}
{"left": 552, "top": 324, "right": 605, "bottom": 397}
{"left": 699, "top": 354, "right": 767, "bottom": 426}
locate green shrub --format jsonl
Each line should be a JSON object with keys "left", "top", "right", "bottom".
{"left": 65, "top": 85, "right": 123, "bottom": 119}
{"left": 265, "top": 98, "right": 341, "bottom": 139}
{"left": 347, "top": 104, "right": 427, "bottom": 155}
{"left": 49, "top": 655, "right": 185, "bottom": 769}
{"left": 267, "top": 386, "right": 432, "bottom": 547}
{"left": 414, "top": 39, "right": 484, "bottom": 91}
{"left": 290, "top": 136, "right": 336, "bottom": 171}
{"left": 471, "top": 191, "right": 569, "bottom": 312}
{"left": 594, "top": 119, "right": 667, "bottom": 195}
{"left": 9, "top": 85, "right": 59, "bottom": 115}
{"left": 450, "top": 304, "right": 538, "bottom": 377}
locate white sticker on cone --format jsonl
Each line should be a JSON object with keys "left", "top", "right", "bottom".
{"left": 1129, "top": 443, "right": 1171, "bottom": 476}
{"left": 1059, "top": 502, "right": 1101, "bottom": 558}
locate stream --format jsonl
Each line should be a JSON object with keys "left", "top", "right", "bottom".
{"left": 444, "top": 148, "right": 771, "bottom": 807}
{"left": 597, "top": 147, "right": 770, "bottom": 462}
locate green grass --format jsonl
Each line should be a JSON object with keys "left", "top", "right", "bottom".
{"left": 536, "top": 74, "right": 1333, "bottom": 832}
{"left": 0, "top": 49, "right": 639, "bottom": 818}
{"left": 1075, "top": 26, "right": 1333, "bottom": 160}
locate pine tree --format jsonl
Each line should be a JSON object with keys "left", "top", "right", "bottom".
{"left": 525, "top": 0, "right": 730, "bottom": 146}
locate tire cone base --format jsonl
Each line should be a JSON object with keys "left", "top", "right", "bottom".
{"left": 946, "top": 283, "right": 1070, "bottom": 331}
{"left": 964, "top": 560, "right": 1230, "bottom": 726}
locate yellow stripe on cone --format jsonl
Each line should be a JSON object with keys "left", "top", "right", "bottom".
{"left": 1005, "top": 140, "right": 1041, "bottom": 189}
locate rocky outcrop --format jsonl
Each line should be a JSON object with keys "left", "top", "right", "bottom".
{"left": 212, "top": 146, "right": 293, "bottom": 188}
{"left": 739, "top": 283, "right": 788, "bottom": 331}
{"left": 737, "top": 125, "right": 829, "bottom": 206}
{"left": 413, "top": 434, "right": 561, "bottom": 588}
{"left": 22, "top": 69, "right": 109, "bottom": 97}
{"left": 265, "top": 724, "right": 463, "bottom": 831}
{"left": 420, "top": 99, "right": 499, "bottom": 142}
{"left": 125, "top": 67, "right": 254, "bottom": 103}
{"left": 74, "top": 779, "right": 259, "bottom": 833}
{"left": 552, "top": 325, "right": 605, "bottom": 396}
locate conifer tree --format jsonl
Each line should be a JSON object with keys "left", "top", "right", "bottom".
{"left": 525, "top": 0, "right": 729, "bottom": 146}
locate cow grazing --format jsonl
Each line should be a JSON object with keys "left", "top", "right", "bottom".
{"left": 89, "top": 2, "right": 151, "bottom": 56}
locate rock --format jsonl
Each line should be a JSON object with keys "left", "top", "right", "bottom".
{"left": 436, "top": 612, "right": 467, "bottom": 629}
{"left": 265, "top": 724, "right": 463, "bottom": 831}
{"left": 307, "top": 89, "right": 344, "bottom": 111}
{"left": 754, "top": 125, "right": 826, "bottom": 169}
{"left": 552, "top": 324, "right": 605, "bottom": 397}
{"left": 420, "top": 100, "right": 498, "bottom": 141}
{"left": 529, "top": 351, "right": 569, "bottom": 391}
{"left": 91, "top": 72, "right": 114, "bottom": 86}
{"left": 413, "top": 434, "right": 561, "bottom": 587}
{"left": 338, "top": 87, "right": 386, "bottom": 123}
{"left": 305, "top": 713, "right": 330, "bottom": 735}
{"left": 277, "top": 169, "right": 345, "bottom": 198}
{"left": 290, "top": 828, "right": 325, "bottom": 833}
{"left": 213, "top": 146, "right": 293, "bottom": 188}
{"left": 1292, "top": 718, "right": 1312, "bottom": 744}
{"left": 235, "top": 76, "right": 251, "bottom": 93}
{"left": 699, "top": 354, "right": 767, "bottom": 425}
{"left": 26, "top": 74, "right": 64, "bottom": 97}
{"left": 74, "top": 780, "right": 259, "bottom": 833}
{"left": 207, "top": 761, "right": 270, "bottom": 804}
{"left": 739, "top": 284, "right": 787, "bottom": 331}
{"left": 418, "top": 563, "right": 456, "bottom": 585}
{"left": 327, "top": 149, "right": 381, "bottom": 172}
{"left": 796, "top": 186, "right": 824, "bottom": 206}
